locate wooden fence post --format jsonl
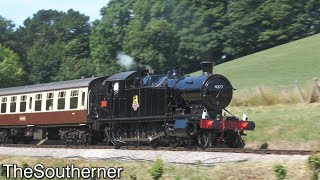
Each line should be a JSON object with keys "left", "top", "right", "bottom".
{"left": 258, "top": 86, "right": 270, "bottom": 105}
{"left": 295, "top": 80, "right": 305, "bottom": 103}
{"left": 308, "top": 77, "right": 320, "bottom": 103}
{"left": 315, "top": 78, "right": 320, "bottom": 94}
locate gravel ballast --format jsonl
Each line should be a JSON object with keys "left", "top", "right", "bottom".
{"left": 0, "top": 147, "right": 308, "bottom": 165}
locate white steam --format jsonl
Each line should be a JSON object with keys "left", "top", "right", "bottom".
{"left": 117, "top": 51, "right": 134, "bottom": 68}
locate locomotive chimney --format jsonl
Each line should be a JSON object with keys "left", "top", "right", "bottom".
{"left": 200, "top": 61, "right": 215, "bottom": 76}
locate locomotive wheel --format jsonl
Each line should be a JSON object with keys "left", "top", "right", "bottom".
{"left": 133, "top": 142, "right": 141, "bottom": 147}
{"left": 114, "top": 141, "right": 121, "bottom": 149}
{"left": 226, "top": 132, "right": 245, "bottom": 148}
{"left": 168, "top": 137, "right": 180, "bottom": 148}
{"left": 150, "top": 139, "right": 160, "bottom": 149}
{"left": 197, "top": 131, "right": 210, "bottom": 148}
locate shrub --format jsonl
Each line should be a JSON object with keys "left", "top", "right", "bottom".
{"left": 1, "top": 164, "right": 6, "bottom": 177}
{"left": 130, "top": 173, "right": 137, "bottom": 180}
{"left": 273, "top": 164, "right": 287, "bottom": 180}
{"left": 21, "top": 162, "right": 28, "bottom": 169}
{"left": 308, "top": 154, "right": 320, "bottom": 180}
{"left": 149, "top": 159, "right": 164, "bottom": 180}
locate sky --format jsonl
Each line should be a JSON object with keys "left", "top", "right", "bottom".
{"left": 0, "top": 0, "right": 110, "bottom": 27}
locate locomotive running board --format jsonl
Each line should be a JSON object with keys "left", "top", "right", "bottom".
{"left": 114, "top": 132, "right": 165, "bottom": 143}
{"left": 148, "top": 132, "right": 165, "bottom": 142}
{"left": 36, "top": 138, "right": 48, "bottom": 145}
{"left": 115, "top": 138, "right": 149, "bottom": 143}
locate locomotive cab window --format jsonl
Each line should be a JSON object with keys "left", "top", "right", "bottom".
{"left": 58, "top": 91, "right": 66, "bottom": 110}
{"left": 20, "top": 95, "right": 27, "bottom": 112}
{"left": 10, "top": 96, "right": 17, "bottom": 113}
{"left": 1, "top": 97, "right": 7, "bottom": 113}
{"left": 35, "top": 94, "right": 42, "bottom": 111}
{"left": 46, "top": 93, "right": 54, "bottom": 110}
{"left": 112, "top": 81, "right": 124, "bottom": 96}
{"left": 70, "top": 90, "right": 79, "bottom": 109}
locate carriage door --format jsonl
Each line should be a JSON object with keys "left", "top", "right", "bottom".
{"left": 79, "top": 91, "right": 86, "bottom": 109}
{"left": 99, "top": 81, "right": 116, "bottom": 119}
{"left": 111, "top": 81, "right": 125, "bottom": 118}
{"left": 28, "top": 95, "right": 33, "bottom": 113}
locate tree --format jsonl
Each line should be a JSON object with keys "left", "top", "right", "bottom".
{"left": 26, "top": 42, "right": 62, "bottom": 83}
{"left": 221, "top": 0, "right": 264, "bottom": 60}
{"left": 0, "top": 45, "right": 24, "bottom": 87}
{"left": 305, "top": 0, "right": 320, "bottom": 34}
{"left": 0, "top": 16, "right": 15, "bottom": 46}
{"left": 56, "top": 38, "right": 95, "bottom": 80}
{"left": 123, "top": 19, "right": 178, "bottom": 71}
{"left": 18, "top": 9, "right": 92, "bottom": 83}
{"left": 92, "top": 0, "right": 226, "bottom": 73}
{"left": 90, "top": 0, "right": 132, "bottom": 76}
{"left": 0, "top": 15, "right": 23, "bottom": 58}
{"left": 257, "top": 0, "right": 311, "bottom": 47}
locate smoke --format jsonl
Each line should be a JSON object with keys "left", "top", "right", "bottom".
{"left": 116, "top": 51, "right": 134, "bottom": 68}
{"left": 116, "top": 51, "right": 154, "bottom": 72}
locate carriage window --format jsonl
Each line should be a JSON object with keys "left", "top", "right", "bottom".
{"left": 81, "top": 92, "right": 86, "bottom": 106}
{"left": 35, "top": 94, "right": 42, "bottom": 111}
{"left": 70, "top": 90, "right": 79, "bottom": 109}
{"left": 58, "top": 91, "right": 66, "bottom": 110}
{"left": 20, "top": 95, "right": 27, "bottom": 112}
{"left": 10, "top": 96, "right": 17, "bottom": 113}
{"left": 46, "top": 92, "right": 54, "bottom": 110}
{"left": 1, "top": 97, "right": 7, "bottom": 113}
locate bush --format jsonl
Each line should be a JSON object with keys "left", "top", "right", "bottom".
{"left": 21, "top": 162, "right": 28, "bottom": 169}
{"left": 308, "top": 154, "right": 320, "bottom": 180}
{"left": 149, "top": 159, "right": 164, "bottom": 180}
{"left": 273, "top": 164, "right": 287, "bottom": 180}
{"left": 130, "top": 173, "right": 137, "bottom": 180}
{"left": 1, "top": 164, "right": 6, "bottom": 177}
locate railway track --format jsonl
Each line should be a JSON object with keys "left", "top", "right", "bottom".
{"left": 0, "top": 144, "right": 316, "bottom": 155}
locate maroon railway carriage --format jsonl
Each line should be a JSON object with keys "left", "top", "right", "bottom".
{"left": 0, "top": 77, "right": 107, "bottom": 144}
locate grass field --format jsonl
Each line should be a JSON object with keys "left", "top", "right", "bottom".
{"left": 228, "top": 103, "right": 320, "bottom": 150}
{"left": 0, "top": 155, "right": 314, "bottom": 180}
{"left": 192, "top": 33, "right": 320, "bottom": 90}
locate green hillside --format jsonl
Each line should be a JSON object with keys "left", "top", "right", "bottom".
{"left": 192, "top": 34, "right": 320, "bottom": 90}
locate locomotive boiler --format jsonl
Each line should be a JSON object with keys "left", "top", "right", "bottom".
{"left": 94, "top": 61, "right": 255, "bottom": 148}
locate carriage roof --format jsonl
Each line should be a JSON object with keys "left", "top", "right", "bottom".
{"left": 0, "top": 77, "right": 102, "bottom": 96}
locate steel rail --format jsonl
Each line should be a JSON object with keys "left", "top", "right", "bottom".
{"left": 0, "top": 144, "right": 316, "bottom": 155}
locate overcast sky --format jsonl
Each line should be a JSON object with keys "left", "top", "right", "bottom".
{"left": 0, "top": 0, "right": 110, "bottom": 27}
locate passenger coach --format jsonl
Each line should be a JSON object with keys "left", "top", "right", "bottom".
{"left": 0, "top": 77, "right": 107, "bottom": 144}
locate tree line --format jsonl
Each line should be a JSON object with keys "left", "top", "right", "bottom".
{"left": 0, "top": 0, "right": 319, "bottom": 87}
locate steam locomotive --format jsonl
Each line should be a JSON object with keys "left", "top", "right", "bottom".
{"left": 0, "top": 62, "right": 254, "bottom": 148}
